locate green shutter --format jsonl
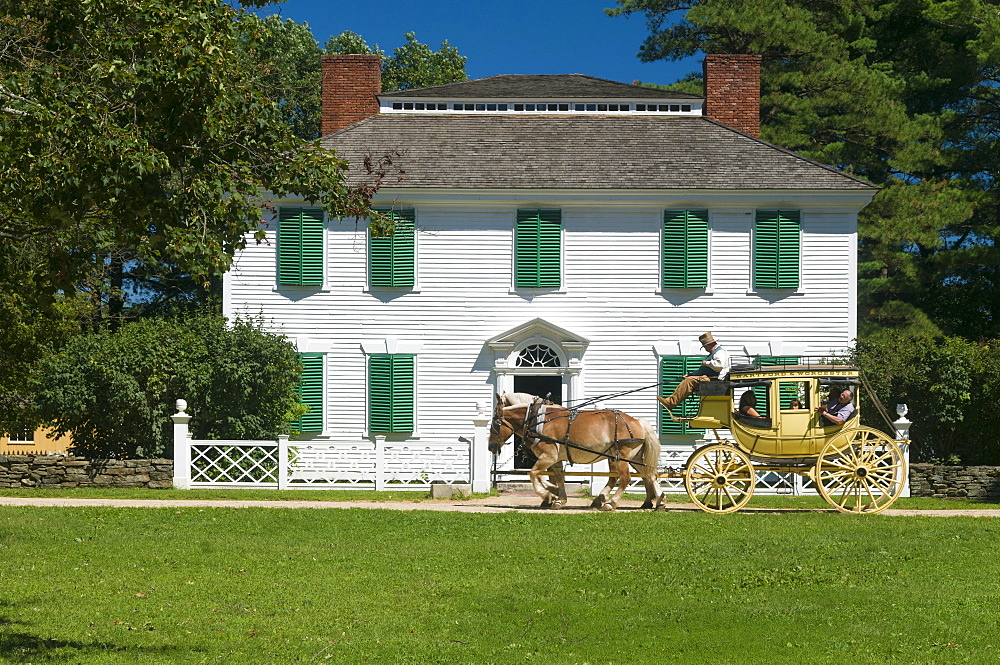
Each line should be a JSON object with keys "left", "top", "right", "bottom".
{"left": 370, "top": 209, "right": 415, "bottom": 288}
{"left": 662, "top": 210, "right": 708, "bottom": 288}
{"left": 759, "top": 356, "right": 800, "bottom": 411}
{"left": 516, "top": 209, "right": 561, "bottom": 289}
{"left": 278, "top": 208, "right": 324, "bottom": 286}
{"left": 294, "top": 354, "right": 324, "bottom": 432}
{"left": 368, "top": 354, "right": 415, "bottom": 433}
{"left": 754, "top": 210, "right": 799, "bottom": 289}
{"left": 659, "top": 356, "right": 703, "bottom": 435}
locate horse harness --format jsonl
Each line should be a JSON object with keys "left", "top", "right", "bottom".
{"left": 521, "top": 398, "right": 647, "bottom": 467}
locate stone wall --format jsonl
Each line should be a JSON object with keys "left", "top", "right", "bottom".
{"left": 909, "top": 463, "right": 1000, "bottom": 499}
{"left": 0, "top": 455, "right": 173, "bottom": 489}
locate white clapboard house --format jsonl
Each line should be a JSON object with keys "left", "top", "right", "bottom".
{"left": 221, "top": 54, "right": 878, "bottom": 492}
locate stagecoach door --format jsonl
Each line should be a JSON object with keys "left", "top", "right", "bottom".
{"left": 512, "top": 375, "right": 563, "bottom": 469}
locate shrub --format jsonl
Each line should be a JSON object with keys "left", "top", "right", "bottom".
{"left": 855, "top": 334, "right": 1000, "bottom": 464}
{"left": 33, "top": 313, "right": 303, "bottom": 458}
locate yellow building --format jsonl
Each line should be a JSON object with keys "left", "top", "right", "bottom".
{"left": 0, "top": 427, "right": 72, "bottom": 455}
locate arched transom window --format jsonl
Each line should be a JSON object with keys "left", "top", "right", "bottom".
{"left": 516, "top": 344, "right": 561, "bottom": 368}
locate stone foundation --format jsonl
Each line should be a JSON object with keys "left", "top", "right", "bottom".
{"left": 0, "top": 455, "right": 173, "bottom": 489}
{"left": 908, "top": 463, "right": 1000, "bottom": 499}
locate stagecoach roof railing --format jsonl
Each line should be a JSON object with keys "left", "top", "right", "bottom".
{"left": 539, "top": 356, "right": 858, "bottom": 411}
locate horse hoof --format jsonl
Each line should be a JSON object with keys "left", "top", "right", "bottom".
{"left": 639, "top": 501, "right": 653, "bottom": 510}
{"left": 589, "top": 497, "right": 604, "bottom": 509}
{"left": 549, "top": 501, "right": 564, "bottom": 510}
{"left": 600, "top": 502, "right": 616, "bottom": 512}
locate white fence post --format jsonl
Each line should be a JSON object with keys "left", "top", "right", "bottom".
{"left": 171, "top": 399, "right": 192, "bottom": 489}
{"left": 894, "top": 404, "right": 913, "bottom": 498}
{"left": 471, "top": 401, "right": 491, "bottom": 493}
{"left": 277, "top": 435, "right": 289, "bottom": 490}
{"left": 375, "top": 436, "right": 385, "bottom": 491}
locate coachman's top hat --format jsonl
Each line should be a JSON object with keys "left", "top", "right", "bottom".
{"left": 698, "top": 332, "right": 717, "bottom": 347}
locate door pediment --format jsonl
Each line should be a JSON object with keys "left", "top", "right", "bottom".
{"left": 486, "top": 318, "right": 589, "bottom": 372}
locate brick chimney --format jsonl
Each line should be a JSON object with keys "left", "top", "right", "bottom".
{"left": 321, "top": 54, "right": 382, "bottom": 136}
{"left": 703, "top": 54, "right": 761, "bottom": 137}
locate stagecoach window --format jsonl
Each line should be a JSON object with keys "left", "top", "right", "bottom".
{"left": 516, "top": 344, "right": 561, "bottom": 368}
{"left": 779, "top": 382, "right": 809, "bottom": 410}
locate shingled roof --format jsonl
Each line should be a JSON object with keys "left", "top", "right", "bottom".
{"left": 320, "top": 114, "right": 876, "bottom": 190}
{"left": 383, "top": 74, "right": 702, "bottom": 100}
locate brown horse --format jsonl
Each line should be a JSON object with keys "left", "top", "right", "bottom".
{"left": 488, "top": 393, "right": 664, "bottom": 510}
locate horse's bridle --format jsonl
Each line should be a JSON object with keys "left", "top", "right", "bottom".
{"left": 490, "top": 409, "right": 515, "bottom": 439}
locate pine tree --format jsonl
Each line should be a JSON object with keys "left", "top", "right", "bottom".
{"left": 608, "top": 0, "right": 1000, "bottom": 338}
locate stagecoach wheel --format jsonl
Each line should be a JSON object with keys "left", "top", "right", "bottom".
{"left": 684, "top": 444, "right": 756, "bottom": 514}
{"left": 815, "top": 428, "right": 906, "bottom": 514}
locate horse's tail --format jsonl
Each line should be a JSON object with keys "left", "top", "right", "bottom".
{"left": 637, "top": 418, "right": 661, "bottom": 471}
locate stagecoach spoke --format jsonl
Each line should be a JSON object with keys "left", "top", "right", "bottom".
{"left": 822, "top": 466, "right": 856, "bottom": 480}
{"left": 863, "top": 482, "right": 881, "bottom": 507}
{"left": 866, "top": 472, "right": 897, "bottom": 494}
{"left": 712, "top": 487, "right": 726, "bottom": 511}
{"left": 826, "top": 471, "right": 855, "bottom": 495}
{"left": 834, "top": 482, "right": 854, "bottom": 508}
{"left": 836, "top": 479, "right": 860, "bottom": 509}
{"left": 869, "top": 449, "right": 901, "bottom": 466}
{"left": 822, "top": 454, "right": 856, "bottom": 471}
{"left": 867, "top": 466, "right": 901, "bottom": 480}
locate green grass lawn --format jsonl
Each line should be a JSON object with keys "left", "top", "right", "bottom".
{"left": 0, "top": 485, "right": 997, "bottom": 511}
{"left": 1, "top": 506, "right": 998, "bottom": 664}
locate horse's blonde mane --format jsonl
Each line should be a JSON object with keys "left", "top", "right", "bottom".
{"left": 499, "top": 392, "right": 538, "bottom": 407}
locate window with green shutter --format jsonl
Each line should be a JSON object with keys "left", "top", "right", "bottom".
{"left": 293, "top": 354, "right": 324, "bottom": 432}
{"left": 662, "top": 210, "right": 709, "bottom": 289}
{"left": 368, "top": 354, "right": 415, "bottom": 433}
{"left": 369, "top": 209, "right": 415, "bottom": 288}
{"left": 278, "top": 208, "right": 324, "bottom": 286}
{"left": 515, "top": 209, "right": 561, "bottom": 289}
{"left": 754, "top": 210, "right": 800, "bottom": 289}
{"left": 753, "top": 356, "right": 801, "bottom": 416}
{"left": 659, "top": 356, "right": 703, "bottom": 435}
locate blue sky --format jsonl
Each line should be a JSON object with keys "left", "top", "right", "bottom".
{"left": 260, "top": 0, "right": 701, "bottom": 86}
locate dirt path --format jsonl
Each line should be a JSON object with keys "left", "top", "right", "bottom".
{"left": 0, "top": 494, "right": 997, "bottom": 516}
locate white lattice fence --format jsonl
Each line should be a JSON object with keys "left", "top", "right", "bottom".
{"left": 287, "top": 442, "right": 377, "bottom": 487}
{"left": 189, "top": 440, "right": 280, "bottom": 487}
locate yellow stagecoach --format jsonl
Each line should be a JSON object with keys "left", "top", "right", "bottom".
{"left": 676, "top": 362, "right": 907, "bottom": 514}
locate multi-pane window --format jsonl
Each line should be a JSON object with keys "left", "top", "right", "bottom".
{"left": 368, "top": 354, "right": 415, "bottom": 433}
{"left": 369, "top": 209, "right": 416, "bottom": 288}
{"left": 752, "top": 356, "right": 801, "bottom": 417}
{"left": 293, "top": 354, "right": 324, "bottom": 433}
{"left": 662, "top": 209, "right": 709, "bottom": 289}
{"left": 659, "top": 356, "right": 703, "bottom": 435}
{"left": 278, "top": 208, "right": 324, "bottom": 286}
{"left": 515, "top": 209, "right": 561, "bottom": 289}
{"left": 754, "top": 210, "right": 800, "bottom": 289}
{"left": 5, "top": 429, "right": 34, "bottom": 443}
{"left": 778, "top": 382, "right": 809, "bottom": 410}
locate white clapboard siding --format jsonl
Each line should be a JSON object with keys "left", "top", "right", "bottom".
{"left": 224, "top": 195, "right": 862, "bottom": 446}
